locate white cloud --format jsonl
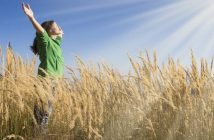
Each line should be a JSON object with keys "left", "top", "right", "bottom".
{"left": 40, "top": 0, "right": 147, "bottom": 18}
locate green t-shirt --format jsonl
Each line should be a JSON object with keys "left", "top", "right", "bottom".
{"left": 36, "top": 30, "right": 64, "bottom": 78}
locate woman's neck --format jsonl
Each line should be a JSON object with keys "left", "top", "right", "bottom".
{"left": 50, "top": 35, "right": 58, "bottom": 39}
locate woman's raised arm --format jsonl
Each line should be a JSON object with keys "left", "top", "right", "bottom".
{"left": 22, "top": 3, "right": 44, "bottom": 34}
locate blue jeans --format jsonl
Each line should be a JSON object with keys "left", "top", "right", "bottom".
{"left": 34, "top": 78, "right": 57, "bottom": 126}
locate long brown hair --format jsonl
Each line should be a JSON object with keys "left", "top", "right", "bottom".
{"left": 30, "top": 20, "right": 55, "bottom": 55}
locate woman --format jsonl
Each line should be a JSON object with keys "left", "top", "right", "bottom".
{"left": 22, "top": 3, "right": 64, "bottom": 78}
{"left": 22, "top": 2, "right": 64, "bottom": 132}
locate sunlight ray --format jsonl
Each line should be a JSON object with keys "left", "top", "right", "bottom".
{"left": 153, "top": 3, "right": 214, "bottom": 62}
{"left": 85, "top": 0, "right": 206, "bottom": 54}
{"left": 172, "top": 14, "right": 214, "bottom": 61}
{"left": 109, "top": 0, "right": 198, "bottom": 27}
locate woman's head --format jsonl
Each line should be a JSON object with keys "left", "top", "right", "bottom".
{"left": 41, "top": 20, "right": 62, "bottom": 36}
{"left": 30, "top": 20, "right": 61, "bottom": 55}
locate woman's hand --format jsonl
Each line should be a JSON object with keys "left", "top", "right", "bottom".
{"left": 58, "top": 26, "right": 64, "bottom": 35}
{"left": 22, "top": 2, "right": 44, "bottom": 33}
{"left": 56, "top": 26, "right": 64, "bottom": 37}
{"left": 22, "top": 3, "right": 34, "bottom": 19}
{"left": 57, "top": 26, "right": 64, "bottom": 38}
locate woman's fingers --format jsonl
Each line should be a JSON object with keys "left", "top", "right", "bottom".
{"left": 27, "top": 4, "right": 31, "bottom": 10}
{"left": 21, "top": 2, "right": 34, "bottom": 18}
{"left": 22, "top": 2, "right": 31, "bottom": 10}
{"left": 22, "top": 2, "right": 26, "bottom": 10}
{"left": 59, "top": 26, "right": 64, "bottom": 34}
{"left": 22, "top": 3, "right": 28, "bottom": 11}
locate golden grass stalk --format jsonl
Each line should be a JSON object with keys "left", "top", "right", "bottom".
{"left": 1, "top": 47, "right": 214, "bottom": 140}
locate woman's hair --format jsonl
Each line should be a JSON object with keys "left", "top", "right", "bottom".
{"left": 30, "top": 20, "right": 55, "bottom": 55}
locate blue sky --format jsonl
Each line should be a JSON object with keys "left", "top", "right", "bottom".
{"left": 0, "top": 0, "right": 214, "bottom": 77}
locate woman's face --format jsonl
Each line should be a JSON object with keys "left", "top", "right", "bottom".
{"left": 49, "top": 22, "right": 62, "bottom": 35}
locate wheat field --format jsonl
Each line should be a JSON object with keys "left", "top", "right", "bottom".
{"left": 1, "top": 47, "right": 214, "bottom": 140}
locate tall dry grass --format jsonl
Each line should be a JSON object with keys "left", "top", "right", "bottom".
{"left": 1, "top": 46, "right": 214, "bottom": 140}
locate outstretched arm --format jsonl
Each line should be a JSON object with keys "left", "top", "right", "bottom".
{"left": 22, "top": 3, "right": 44, "bottom": 34}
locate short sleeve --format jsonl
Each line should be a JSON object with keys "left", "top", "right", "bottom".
{"left": 36, "top": 30, "right": 50, "bottom": 45}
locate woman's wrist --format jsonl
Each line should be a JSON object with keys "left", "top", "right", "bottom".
{"left": 28, "top": 15, "right": 34, "bottom": 20}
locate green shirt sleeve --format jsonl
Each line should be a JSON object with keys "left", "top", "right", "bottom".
{"left": 36, "top": 30, "right": 50, "bottom": 46}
